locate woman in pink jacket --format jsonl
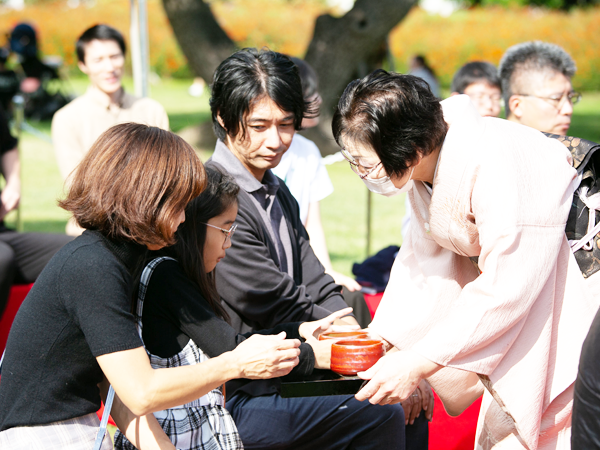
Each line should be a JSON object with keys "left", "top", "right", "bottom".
{"left": 332, "top": 70, "right": 600, "bottom": 450}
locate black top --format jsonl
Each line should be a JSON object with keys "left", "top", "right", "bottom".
{"left": 142, "top": 258, "right": 315, "bottom": 397}
{"left": 207, "top": 148, "right": 350, "bottom": 335}
{"left": 0, "top": 107, "right": 17, "bottom": 154}
{"left": 572, "top": 306, "right": 600, "bottom": 448}
{"left": 0, "top": 230, "right": 145, "bottom": 431}
{"left": 0, "top": 107, "right": 16, "bottom": 230}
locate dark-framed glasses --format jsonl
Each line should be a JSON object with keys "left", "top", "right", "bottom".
{"left": 516, "top": 91, "right": 582, "bottom": 110}
{"left": 340, "top": 147, "right": 383, "bottom": 180}
{"left": 203, "top": 223, "right": 237, "bottom": 242}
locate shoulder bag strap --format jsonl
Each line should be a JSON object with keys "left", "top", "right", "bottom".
{"left": 92, "top": 385, "right": 115, "bottom": 450}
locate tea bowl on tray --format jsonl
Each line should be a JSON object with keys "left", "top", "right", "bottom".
{"left": 330, "top": 339, "right": 385, "bottom": 376}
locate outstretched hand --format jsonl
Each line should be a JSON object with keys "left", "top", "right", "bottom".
{"left": 298, "top": 307, "right": 359, "bottom": 342}
{"left": 233, "top": 332, "right": 301, "bottom": 379}
{"left": 355, "top": 350, "right": 442, "bottom": 405}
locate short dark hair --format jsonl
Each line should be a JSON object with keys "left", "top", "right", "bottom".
{"left": 209, "top": 48, "right": 317, "bottom": 141}
{"left": 499, "top": 41, "right": 576, "bottom": 114}
{"left": 289, "top": 56, "right": 319, "bottom": 100}
{"left": 76, "top": 24, "right": 126, "bottom": 63}
{"left": 332, "top": 69, "right": 447, "bottom": 178}
{"left": 451, "top": 61, "right": 500, "bottom": 94}
{"left": 59, "top": 123, "right": 205, "bottom": 249}
{"left": 166, "top": 167, "right": 239, "bottom": 321}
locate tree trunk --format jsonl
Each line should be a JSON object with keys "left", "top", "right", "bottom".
{"left": 162, "top": 0, "right": 416, "bottom": 154}
{"left": 161, "top": 0, "right": 236, "bottom": 83}
{"left": 303, "top": 0, "right": 417, "bottom": 154}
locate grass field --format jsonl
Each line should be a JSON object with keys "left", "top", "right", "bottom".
{"left": 10, "top": 77, "right": 600, "bottom": 276}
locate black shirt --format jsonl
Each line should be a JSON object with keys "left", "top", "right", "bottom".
{"left": 141, "top": 258, "right": 315, "bottom": 397}
{"left": 0, "top": 107, "right": 17, "bottom": 155}
{"left": 572, "top": 307, "right": 600, "bottom": 448}
{"left": 0, "top": 230, "right": 144, "bottom": 430}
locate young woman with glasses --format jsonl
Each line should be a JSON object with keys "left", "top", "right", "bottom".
{"left": 114, "top": 167, "right": 356, "bottom": 450}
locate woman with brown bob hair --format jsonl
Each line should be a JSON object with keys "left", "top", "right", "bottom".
{"left": 0, "top": 123, "right": 301, "bottom": 450}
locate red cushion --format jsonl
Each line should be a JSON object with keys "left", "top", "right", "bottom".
{"left": 0, "top": 283, "right": 33, "bottom": 355}
{"left": 363, "top": 292, "right": 384, "bottom": 318}
{"left": 429, "top": 392, "right": 481, "bottom": 449}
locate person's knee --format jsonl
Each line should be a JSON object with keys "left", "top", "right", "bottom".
{"left": 0, "top": 243, "right": 16, "bottom": 272}
{"left": 379, "top": 402, "right": 405, "bottom": 425}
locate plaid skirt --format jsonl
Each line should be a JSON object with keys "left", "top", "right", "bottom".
{"left": 114, "top": 404, "right": 242, "bottom": 450}
{"left": 0, "top": 412, "right": 113, "bottom": 450}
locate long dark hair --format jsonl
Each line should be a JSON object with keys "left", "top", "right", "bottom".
{"left": 166, "top": 168, "right": 239, "bottom": 321}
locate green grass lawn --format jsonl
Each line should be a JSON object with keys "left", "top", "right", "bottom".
{"left": 11, "top": 77, "right": 600, "bottom": 276}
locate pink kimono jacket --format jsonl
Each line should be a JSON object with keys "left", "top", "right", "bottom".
{"left": 370, "top": 95, "right": 600, "bottom": 449}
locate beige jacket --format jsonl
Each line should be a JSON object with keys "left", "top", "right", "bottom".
{"left": 370, "top": 95, "right": 600, "bottom": 449}
{"left": 51, "top": 86, "right": 169, "bottom": 182}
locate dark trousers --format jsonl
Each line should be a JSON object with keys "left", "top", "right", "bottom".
{"left": 227, "top": 392, "right": 406, "bottom": 450}
{"left": 341, "top": 290, "right": 372, "bottom": 328}
{"left": 0, "top": 231, "right": 72, "bottom": 316}
{"left": 406, "top": 412, "right": 429, "bottom": 450}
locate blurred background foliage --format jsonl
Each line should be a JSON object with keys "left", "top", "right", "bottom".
{"left": 1, "top": 0, "right": 600, "bottom": 91}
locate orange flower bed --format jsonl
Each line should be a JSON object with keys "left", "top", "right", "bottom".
{"left": 390, "top": 6, "right": 600, "bottom": 91}
{"left": 1, "top": 1, "right": 598, "bottom": 90}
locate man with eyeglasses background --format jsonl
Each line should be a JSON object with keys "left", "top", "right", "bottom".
{"left": 450, "top": 61, "right": 502, "bottom": 118}
{"left": 499, "top": 40, "right": 579, "bottom": 135}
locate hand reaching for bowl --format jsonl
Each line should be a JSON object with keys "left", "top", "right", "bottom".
{"left": 298, "top": 307, "right": 359, "bottom": 342}
{"left": 355, "top": 350, "right": 442, "bottom": 405}
{"left": 233, "top": 332, "right": 301, "bottom": 379}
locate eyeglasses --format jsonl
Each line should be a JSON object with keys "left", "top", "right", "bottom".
{"left": 467, "top": 93, "right": 503, "bottom": 104}
{"left": 515, "top": 91, "right": 582, "bottom": 110}
{"left": 203, "top": 223, "right": 237, "bottom": 242}
{"left": 340, "top": 147, "right": 383, "bottom": 180}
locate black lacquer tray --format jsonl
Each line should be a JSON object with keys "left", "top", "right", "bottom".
{"left": 280, "top": 369, "right": 366, "bottom": 398}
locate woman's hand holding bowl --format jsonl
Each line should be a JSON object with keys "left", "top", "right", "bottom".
{"left": 355, "top": 349, "right": 442, "bottom": 405}
{"left": 233, "top": 332, "right": 301, "bottom": 379}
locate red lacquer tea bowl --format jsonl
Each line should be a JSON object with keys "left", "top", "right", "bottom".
{"left": 331, "top": 339, "right": 385, "bottom": 376}
{"left": 318, "top": 331, "right": 369, "bottom": 341}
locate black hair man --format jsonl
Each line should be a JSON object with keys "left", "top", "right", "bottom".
{"left": 206, "top": 48, "right": 411, "bottom": 450}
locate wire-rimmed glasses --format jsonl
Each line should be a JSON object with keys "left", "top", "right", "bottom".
{"left": 203, "top": 223, "right": 237, "bottom": 243}
{"left": 340, "top": 147, "right": 382, "bottom": 180}
{"left": 515, "top": 91, "right": 582, "bottom": 110}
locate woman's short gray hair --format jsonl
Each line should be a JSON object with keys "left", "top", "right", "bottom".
{"left": 499, "top": 41, "right": 576, "bottom": 113}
